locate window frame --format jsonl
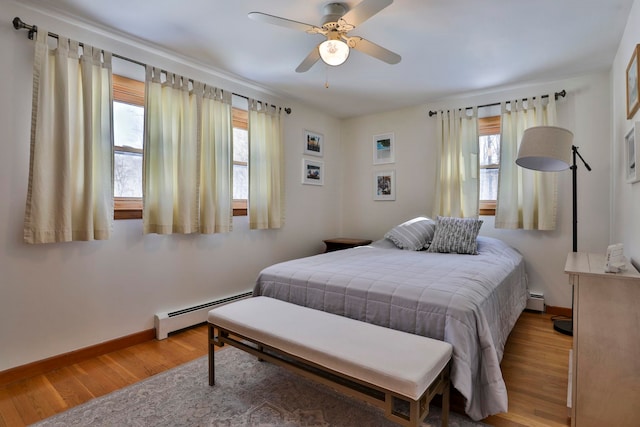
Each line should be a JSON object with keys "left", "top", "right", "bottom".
{"left": 478, "top": 115, "right": 501, "bottom": 216}
{"left": 112, "top": 76, "right": 249, "bottom": 219}
{"left": 113, "top": 74, "right": 144, "bottom": 220}
{"left": 232, "top": 107, "right": 248, "bottom": 217}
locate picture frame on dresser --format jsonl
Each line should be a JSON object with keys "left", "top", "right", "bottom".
{"left": 624, "top": 123, "right": 640, "bottom": 183}
{"left": 626, "top": 44, "right": 640, "bottom": 119}
{"left": 303, "top": 129, "right": 323, "bottom": 157}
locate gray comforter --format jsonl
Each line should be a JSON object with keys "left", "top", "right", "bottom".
{"left": 253, "top": 236, "right": 528, "bottom": 421}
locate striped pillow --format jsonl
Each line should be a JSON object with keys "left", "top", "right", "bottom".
{"left": 426, "top": 216, "right": 483, "bottom": 255}
{"left": 384, "top": 217, "right": 436, "bottom": 251}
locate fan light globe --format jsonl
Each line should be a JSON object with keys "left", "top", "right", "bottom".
{"left": 319, "top": 39, "right": 350, "bottom": 66}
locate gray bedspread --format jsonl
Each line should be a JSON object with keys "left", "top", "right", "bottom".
{"left": 253, "top": 236, "right": 527, "bottom": 421}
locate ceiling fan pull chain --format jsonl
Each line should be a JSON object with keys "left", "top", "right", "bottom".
{"left": 325, "top": 66, "right": 330, "bottom": 89}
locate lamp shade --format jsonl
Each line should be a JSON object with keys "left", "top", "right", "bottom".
{"left": 515, "top": 126, "right": 573, "bottom": 171}
{"left": 319, "top": 39, "right": 350, "bottom": 66}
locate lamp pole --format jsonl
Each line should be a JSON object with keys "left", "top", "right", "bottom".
{"left": 556, "top": 145, "right": 592, "bottom": 336}
{"left": 571, "top": 145, "right": 592, "bottom": 253}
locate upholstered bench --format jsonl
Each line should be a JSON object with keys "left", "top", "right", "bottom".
{"left": 208, "top": 296, "right": 453, "bottom": 427}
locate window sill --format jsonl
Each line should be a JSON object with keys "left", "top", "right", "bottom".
{"left": 479, "top": 200, "right": 496, "bottom": 216}
{"left": 115, "top": 209, "right": 143, "bottom": 220}
{"left": 114, "top": 204, "right": 248, "bottom": 220}
{"left": 115, "top": 198, "right": 142, "bottom": 220}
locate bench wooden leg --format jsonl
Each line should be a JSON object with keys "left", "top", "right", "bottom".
{"left": 409, "top": 398, "right": 421, "bottom": 427}
{"left": 208, "top": 324, "right": 216, "bottom": 386}
{"left": 382, "top": 363, "right": 451, "bottom": 427}
{"left": 440, "top": 364, "right": 450, "bottom": 427}
{"left": 441, "top": 383, "right": 450, "bottom": 427}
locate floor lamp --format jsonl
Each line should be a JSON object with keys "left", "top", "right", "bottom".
{"left": 515, "top": 126, "right": 591, "bottom": 336}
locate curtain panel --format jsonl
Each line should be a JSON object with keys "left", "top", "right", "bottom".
{"left": 143, "top": 66, "right": 233, "bottom": 234}
{"left": 197, "top": 83, "right": 233, "bottom": 234}
{"left": 495, "top": 96, "right": 558, "bottom": 230}
{"left": 248, "top": 99, "right": 284, "bottom": 230}
{"left": 432, "top": 108, "right": 479, "bottom": 218}
{"left": 24, "top": 29, "right": 114, "bottom": 244}
{"left": 143, "top": 67, "right": 199, "bottom": 234}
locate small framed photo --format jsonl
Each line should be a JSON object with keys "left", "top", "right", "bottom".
{"left": 625, "top": 124, "right": 640, "bottom": 183}
{"left": 373, "top": 132, "right": 395, "bottom": 164}
{"left": 373, "top": 170, "right": 395, "bottom": 201}
{"left": 303, "top": 129, "right": 323, "bottom": 157}
{"left": 302, "top": 158, "right": 324, "bottom": 186}
{"left": 627, "top": 44, "right": 640, "bottom": 119}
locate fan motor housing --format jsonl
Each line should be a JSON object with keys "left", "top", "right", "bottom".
{"left": 322, "top": 3, "right": 347, "bottom": 25}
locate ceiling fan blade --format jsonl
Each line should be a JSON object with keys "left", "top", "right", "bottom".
{"left": 347, "top": 36, "right": 401, "bottom": 64}
{"left": 340, "top": 0, "right": 393, "bottom": 28}
{"left": 248, "top": 12, "right": 323, "bottom": 34}
{"left": 295, "top": 46, "right": 321, "bottom": 73}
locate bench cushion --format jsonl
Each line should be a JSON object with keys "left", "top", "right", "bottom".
{"left": 208, "top": 296, "right": 452, "bottom": 400}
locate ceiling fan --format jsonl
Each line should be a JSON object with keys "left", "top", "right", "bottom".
{"left": 248, "top": 0, "right": 401, "bottom": 72}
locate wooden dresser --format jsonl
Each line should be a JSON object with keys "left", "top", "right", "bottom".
{"left": 564, "top": 252, "right": 640, "bottom": 427}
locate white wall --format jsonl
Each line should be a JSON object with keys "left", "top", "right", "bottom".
{"left": 611, "top": 0, "right": 640, "bottom": 266}
{"left": 0, "top": 1, "right": 343, "bottom": 371}
{"left": 341, "top": 72, "right": 612, "bottom": 309}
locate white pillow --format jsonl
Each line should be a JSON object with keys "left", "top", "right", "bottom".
{"left": 426, "top": 216, "right": 483, "bottom": 255}
{"left": 384, "top": 217, "right": 436, "bottom": 251}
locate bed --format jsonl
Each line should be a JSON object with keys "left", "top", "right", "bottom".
{"left": 253, "top": 218, "right": 528, "bottom": 421}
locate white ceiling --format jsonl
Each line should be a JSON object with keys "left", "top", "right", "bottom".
{"left": 20, "top": 0, "right": 635, "bottom": 118}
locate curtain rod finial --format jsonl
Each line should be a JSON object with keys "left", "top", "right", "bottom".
{"left": 13, "top": 17, "right": 36, "bottom": 39}
{"left": 12, "top": 17, "right": 25, "bottom": 30}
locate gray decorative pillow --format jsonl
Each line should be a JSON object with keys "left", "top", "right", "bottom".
{"left": 426, "top": 216, "right": 483, "bottom": 255}
{"left": 384, "top": 217, "right": 436, "bottom": 251}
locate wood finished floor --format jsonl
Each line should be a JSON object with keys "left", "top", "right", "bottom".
{"left": 0, "top": 311, "right": 572, "bottom": 427}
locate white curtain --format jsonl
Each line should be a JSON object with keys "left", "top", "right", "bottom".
{"left": 143, "top": 66, "right": 232, "bottom": 234}
{"left": 495, "top": 96, "right": 558, "bottom": 229}
{"left": 248, "top": 99, "right": 284, "bottom": 229}
{"left": 143, "top": 67, "right": 198, "bottom": 234}
{"left": 24, "top": 30, "right": 113, "bottom": 244}
{"left": 432, "top": 108, "right": 479, "bottom": 218}
{"left": 198, "top": 83, "right": 233, "bottom": 233}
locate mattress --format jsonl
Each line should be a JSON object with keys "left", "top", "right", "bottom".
{"left": 253, "top": 236, "right": 528, "bottom": 421}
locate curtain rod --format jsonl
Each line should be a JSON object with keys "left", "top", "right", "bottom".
{"left": 427, "top": 90, "right": 566, "bottom": 117}
{"left": 12, "top": 17, "right": 292, "bottom": 115}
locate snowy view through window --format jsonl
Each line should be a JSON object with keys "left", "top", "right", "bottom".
{"left": 479, "top": 134, "right": 500, "bottom": 200}
{"left": 233, "top": 127, "right": 248, "bottom": 200}
{"left": 113, "top": 101, "right": 143, "bottom": 198}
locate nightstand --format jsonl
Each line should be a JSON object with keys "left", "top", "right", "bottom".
{"left": 323, "top": 237, "right": 372, "bottom": 252}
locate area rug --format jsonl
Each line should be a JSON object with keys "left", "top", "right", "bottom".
{"left": 33, "top": 346, "right": 488, "bottom": 426}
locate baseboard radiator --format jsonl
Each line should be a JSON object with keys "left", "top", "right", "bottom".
{"left": 154, "top": 291, "right": 253, "bottom": 340}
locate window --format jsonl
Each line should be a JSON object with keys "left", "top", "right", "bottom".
{"left": 232, "top": 107, "right": 248, "bottom": 216}
{"left": 113, "top": 74, "right": 144, "bottom": 220}
{"left": 112, "top": 75, "right": 248, "bottom": 219}
{"left": 478, "top": 116, "right": 501, "bottom": 215}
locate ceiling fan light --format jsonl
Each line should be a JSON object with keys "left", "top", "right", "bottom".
{"left": 319, "top": 39, "right": 350, "bottom": 66}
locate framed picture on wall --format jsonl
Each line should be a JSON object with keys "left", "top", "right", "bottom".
{"left": 373, "top": 132, "right": 395, "bottom": 164}
{"left": 625, "top": 123, "right": 640, "bottom": 183}
{"left": 626, "top": 44, "right": 640, "bottom": 119}
{"left": 303, "top": 129, "right": 323, "bottom": 157}
{"left": 302, "top": 159, "right": 324, "bottom": 185}
{"left": 373, "top": 170, "right": 395, "bottom": 200}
